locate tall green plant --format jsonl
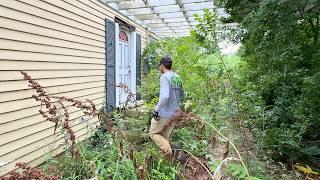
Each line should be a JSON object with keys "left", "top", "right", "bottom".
{"left": 219, "top": 0, "right": 320, "bottom": 162}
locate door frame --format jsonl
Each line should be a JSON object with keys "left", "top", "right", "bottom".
{"left": 115, "top": 22, "right": 136, "bottom": 107}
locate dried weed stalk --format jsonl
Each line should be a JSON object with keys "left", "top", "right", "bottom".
{"left": 5, "top": 71, "right": 100, "bottom": 179}
{"left": 4, "top": 73, "right": 138, "bottom": 179}
{"left": 114, "top": 82, "right": 137, "bottom": 107}
{"left": 2, "top": 162, "right": 59, "bottom": 180}
{"left": 169, "top": 110, "right": 250, "bottom": 178}
{"left": 21, "top": 71, "right": 97, "bottom": 157}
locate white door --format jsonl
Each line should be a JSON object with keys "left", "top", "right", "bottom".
{"left": 117, "top": 30, "right": 131, "bottom": 106}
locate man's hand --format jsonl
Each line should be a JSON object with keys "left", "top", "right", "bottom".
{"left": 152, "top": 110, "right": 159, "bottom": 120}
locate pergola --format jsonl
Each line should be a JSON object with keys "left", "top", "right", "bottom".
{"left": 100, "top": 0, "right": 227, "bottom": 38}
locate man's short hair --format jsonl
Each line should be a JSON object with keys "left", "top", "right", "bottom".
{"left": 160, "top": 56, "right": 172, "bottom": 69}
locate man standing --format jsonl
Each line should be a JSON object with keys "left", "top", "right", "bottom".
{"left": 149, "top": 56, "right": 185, "bottom": 154}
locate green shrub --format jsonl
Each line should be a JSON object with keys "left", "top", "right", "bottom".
{"left": 215, "top": 0, "right": 320, "bottom": 163}
{"left": 140, "top": 69, "right": 160, "bottom": 101}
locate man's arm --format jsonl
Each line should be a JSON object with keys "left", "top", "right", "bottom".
{"left": 154, "top": 76, "right": 170, "bottom": 112}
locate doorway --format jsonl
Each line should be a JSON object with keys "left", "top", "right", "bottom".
{"left": 115, "top": 23, "right": 137, "bottom": 108}
{"left": 117, "top": 29, "right": 131, "bottom": 106}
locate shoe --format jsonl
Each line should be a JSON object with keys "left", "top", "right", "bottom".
{"left": 171, "top": 143, "right": 188, "bottom": 164}
{"left": 161, "top": 149, "right": 173, "bottom": 161}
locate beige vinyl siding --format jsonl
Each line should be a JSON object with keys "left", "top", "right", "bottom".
{"left": 1, "top": 81, "right": 104, "bottom": 102}
{"left": 0, "top": 0, "right": 153, "bottom": 175}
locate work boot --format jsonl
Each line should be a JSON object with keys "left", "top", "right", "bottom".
{"left": 171, "top": 143, "right": 188, "bottom": 164}
{"left": 161, "top": 149, "right": 174, "bottom": 161}
{"left": 170, "top": 142, "right": 181, "bottom": 150}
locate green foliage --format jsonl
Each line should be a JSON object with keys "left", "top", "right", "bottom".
{"left": 228, "top": 163, "right": 247, "bottom": 179}
{"left": 42, "top": 110, "right": 182, "bottom": 179}
{"left": 141, "top": 36, "right": 242, "bottom": 118}
{"left": 191, "top": 9, "right": 219, "bottom": 54}
{"left": 228, "top": 163, "right": 262, "bottom": 180}
{"left": 172, "top": 125, "right": 210, "bottom": 157}
{"left": 215, "top": 0, "right": 320, "bottom": 162}
{"left": 21, "top": 3, "right": 320, "bottom": 177}
{"left": 140, "top": 69, "right": 160, "bottom": 101}
{"left": 140, "top": 33, "right": 262, "bottom": 177}
{"left": 141, "top": 36, "right": 207, "bottom": 109}
{"left": 142, "top": 39, "right": 179, "bottom": 71}
{"left": 140, "top": 34, "right": 261, "bottom": 176}
{"left": 139, "top": 3, "right": 316, "bottom": 176}
{"left": 150, "top": 159, "right": 179, "bottom": 180}
{"left": 52, "top": 129, "right": 138, "bottom": 180}
{"left": 216, "top": 0, "right": 261, "bottom": 23}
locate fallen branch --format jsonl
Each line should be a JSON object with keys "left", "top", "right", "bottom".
{"left": 204, "top": 121, "right": 249, "bottom": 177}
{"left": 170, "top": 110, "right": 250, "bottom": 178}
{"left": 213, "top": 157, "right": 240, "bottom": 180}
{"left": 173, "top": 148, "right": 214, "bottom": 180}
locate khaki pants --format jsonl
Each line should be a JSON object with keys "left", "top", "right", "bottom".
{"left": 149, "top": 118, "right": 175, "bottom": 153}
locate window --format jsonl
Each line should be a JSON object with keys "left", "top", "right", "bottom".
{"left": 119, "top": 31, "right": 128, "bottom": 42}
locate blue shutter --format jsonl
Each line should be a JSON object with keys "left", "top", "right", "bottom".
{"left": 136, "top": 34, "right": 142, "bottom": 100}
{"left": 105, "top": 19, "right": 116, "bottom": 111}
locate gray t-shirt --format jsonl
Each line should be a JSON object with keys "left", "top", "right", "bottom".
{"left": 155, "top": 71, "right": 185, "bottom": 118}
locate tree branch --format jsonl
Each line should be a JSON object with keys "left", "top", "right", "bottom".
{"left": 308, "top": 18, "right": 318, "bottom": 44}
{"left": 315, "top": 16, "right": 319, "bottom": 44}
{"left": 172, "top": 148, "right": 214, "bottom": 180}
{"left": 308, "top": 18, "right": 316, "bottom": 34}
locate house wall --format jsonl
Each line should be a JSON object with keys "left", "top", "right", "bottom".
{"left": 0, "top": 0, "right": 157, "bottom": 175}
